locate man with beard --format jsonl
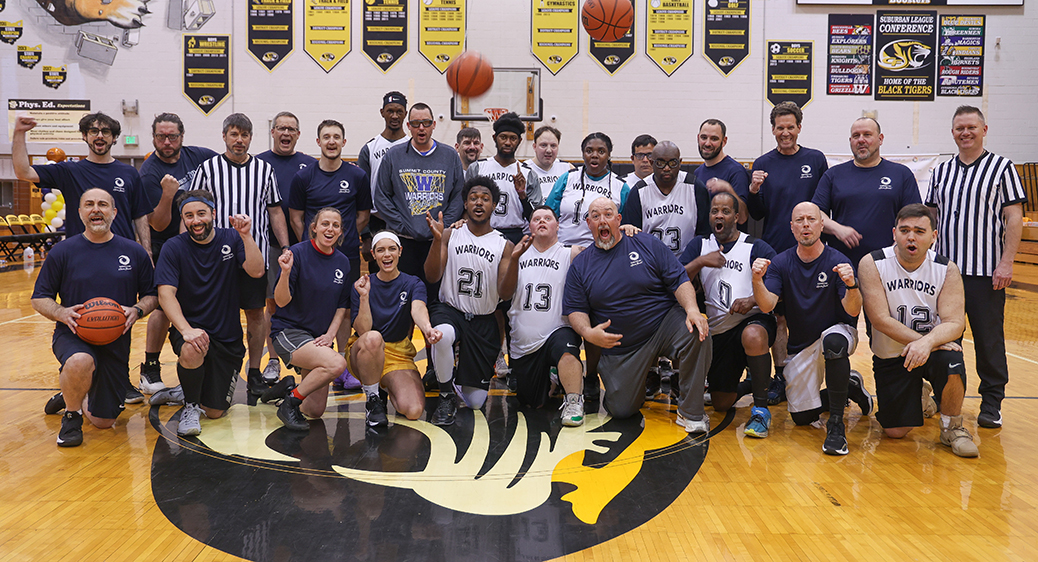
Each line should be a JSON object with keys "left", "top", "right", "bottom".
{"left": 288, "top": 119, "right": 371, "bottom": 290}
{"left": 751, "top": 202, "right": 873, "bottom": 455}
{"left": 563, "top": 197, "right": 711, "bottom": 430}
{"left": 455, "top": 127, "right": 484, "bottom": 172}
{"left": 32, "top": 189, "right": 157, "bottom": 447}
{"left": 812, "top": 117, "right": 921, "bottom": 271}
{"left": 424, "top": 177, "right": 515, "bottom": 425}
{"left": 13, "top": 113, "right": 152, "bottom": 248}
{"left": 693, "top": 119, "right": 750, "bottom": 225}
{"left": 359, "top": 91, "right": 410, "bottom": 242}
{"left": 680, "top": 192, "right": 777, "bottom": 437}
{"left": 191, "top": 113, "right": 292, "bottom": 397}
{"left": 137, "top": 113, "right": 219, "bottom": 396}
{"left": 155, "top": 190, "right": 265, "bottom": 437}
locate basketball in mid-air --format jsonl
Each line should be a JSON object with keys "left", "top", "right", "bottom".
{"left": 446, "top": 51, "right": 495, "bottom": 98}
{"left": 77, "top": 297, "right": 127, "bottom": 346}
{"left": 47, "top": 147, "right": 67, "bottom": 162}
{"left": 582, "top": 0, "right": 634, "bottom": 43}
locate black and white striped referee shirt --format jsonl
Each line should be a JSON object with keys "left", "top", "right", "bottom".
{"left": 925, "top": 151, "right": 1026, "bottom": 277}
{"left": 190, "top": 153, "right": 281, "bottom": 264}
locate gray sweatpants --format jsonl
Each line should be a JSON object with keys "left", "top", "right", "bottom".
{"left": 597, "top": 306, "right": 711, "bottom": 420}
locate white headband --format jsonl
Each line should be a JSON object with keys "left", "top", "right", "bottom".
{"left": 372, "top": 231, "right": 401, "bottom": 248}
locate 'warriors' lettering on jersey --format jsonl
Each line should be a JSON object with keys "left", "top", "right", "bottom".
{"left": 883, "top": 277, "right": 938, "bottom": 296}
{"left": 509, "top": 241, "right": 573, "bottom": 358}
{"left": 646, "top": 204, "right": 684, "bottom": 218}
{"left": 519, "top": 257, "right": 560, "bottom": 271}
{"left": 401, "top": 169, "right": 447, "bottom": 216}
{"left": 870, "top": 245, "right": 948, "bottom": 359}
{"left": 454, "top": 243, "right": 497, "bottom": 263}
{"left": 440, "top": 225, "right": 507, "bottom": 316}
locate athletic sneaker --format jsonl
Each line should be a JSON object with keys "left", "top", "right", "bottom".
{"left": 44, "top": 391, "right": 66, "bottom": 415}
{"left": 583, "top": 373, "right": 601, "bottom": 403}
{"left": 703, "top": 391, "right": 711, "bottom": 406}
{"left": 921, "top": 380, "right": 938, "bottom": 418}
{"left": 262, "top": 358, "right": 281, "bottom": 386}
{"left": 178, "top": 403, "right": 203, "bottom": 436}
{"left": 277, "top": 395, "right": 310, "bottom": 431}
{"left": 422, "top": 366, "right": 438, "bottom": 393}
{"left": 676, "top": 412, "right": 709, "bottom": 434}
{"left": 431, "top": 394, "right": 457, "bottom": 426}
{"left": 560, "top": 394, "right": 585, "bottom": 427}
{"left": 140, "top": 361, "right": 165, "bottom": 394}
{"left": 848, "top": 371, "right": 873, "bottom": 416}
{"left": 149, "top": 385, "right": 185, "bottom": 406}
{"left": 767, "top": 373, "right": 786, "bottom": 405}
{"left": 939, "top": 415, "right": 979, "bottom": 458}
{"left": 823, "top": 416, "right": 849, "bottom": 456}
{"left": 261, "top": 376, "right": 297, "bottom": 404}
{"left": 365, "top": 393, "right": 389, "bottom": 427}
{"left": 57, "top": 410, "right": 83, "bottom": 447}
{"left": 744, "top": 407, "right": 771, "bottom": 439}
{"left": 247, "top": 369, "right": 269, "bottom": 397}
{"left": 977, "top": 409, "right": 1002, "bottom": 429}
{"left": 125, "top": 387, "right": 145, "bottom": 404}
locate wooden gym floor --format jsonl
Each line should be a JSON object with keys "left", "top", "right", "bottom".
{"left": 1, "top": 257, "right": 1036, "bottom": 561}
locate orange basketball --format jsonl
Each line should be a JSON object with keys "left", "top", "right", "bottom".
{"left": 582, "top": 0, "right": 634, "bottom": 43}
{"left": 77, "top": 297, "right": 127, "bottom": 346}
{"left": 47, "top": 147, "right": 67, "bottom": 162}
{"left": 446, "top": 51, "right": 494, "bottom": 98}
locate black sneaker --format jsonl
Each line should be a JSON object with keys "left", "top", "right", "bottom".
{"left": 584, "top": 373, "right": 601, "bottom": 403}
{"left": 247, "top": 369, "right": 270, "bottom": 397}
{"left": 431, "top": 394, "right": 457, "bottom": 426}
{"left": 261, "top": 376, "right": 297, "bottom": 404}
{"left": 139, "top": 361, "right": 165, "bottom": 394}
{"left": 848, "top": 370, "right": 873, "bottom": 415}
{"left": 645, "top": 368, "right": 661, "bottom": 399}
{"left": 57, "top": 410, "right": 83, "bottom": 447}
{"left": 422, "top": 366, "right": 438, "bottom": 392}
{"left": 366, "top": 393, "right": 389, "bottom": 427}
{"left": 977, "top": 409, "right": 1002, "bottom": 428}
{"left": 767, "top": 373, "right": 787, "bottom": 405}
{"left": 507, "top": 372, "right": 518, "bottom": 393}
{"left": 277, "top": 395, "right": 310, "bottom": 431}
{"left": 823, "top": 416, "right": 849, "bottom": 456}
{"left": 44, "top": 391, "right": 66, "bottom": 415}
{"left": 125, "top": 387, "right": 145, "bottom": 404}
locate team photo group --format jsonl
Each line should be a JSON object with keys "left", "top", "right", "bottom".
{"left": 14, "top": 91, "right": 1024, "bottom": 461}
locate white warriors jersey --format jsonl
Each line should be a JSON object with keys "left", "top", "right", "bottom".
{"left": 470, "top": 158, "right": 530, "bottom": 230}
{"left": 363, "top": 134, "right": 409, "bottom": 212}
{"left": 557, "top": 167, "right": 626, "bottom": 246}
{"left": 871, "top": 245, "right": 948, "bottom": 359}
{"left": 508, "top": 241, "right": 573, "bottom": 359}
{"left": 699, "top": 232, "right": 762, "bottom": 334}
{"left": 439, "top": 224, "right": 508, "bottom": 316}
{"left": 526, "top": 159, "right": 571, "bottom": 190}
{"left": 636, "top": 173, "right": 699, "bottom": 255}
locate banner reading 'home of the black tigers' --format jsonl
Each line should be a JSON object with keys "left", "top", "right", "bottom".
{"left": 874, "top": 10, "right": 936, "bottom": 101}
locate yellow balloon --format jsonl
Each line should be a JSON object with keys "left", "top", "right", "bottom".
{"left": 44, "top": 209, "right": 57, "bottom": 220}
{"left": 51, "top": 200, "right": 63, "bottom": 212}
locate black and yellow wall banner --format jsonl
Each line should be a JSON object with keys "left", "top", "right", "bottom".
{"left": 589, "top": 0, "right": 635, "bottom": 75}
{"left": 531, "top": 0, "right": 579, "bottom": 75}
{"left": 827, "top": 14, "right": 873, "bottom": 96}
{"left": 364, "top": 0, "right": 408, "bottom": 73}
{"left": 767, "top": 40, "right": 813, "bottom": 108}
{"left": 0, "top": 19, "right": 21, "bottom": 44}
{"left": 874, "top": 10, "right": 936, "bottom": 101}
{"left": 18, "top": 44, "right": 41, "bottom": 69}
{"left": 419, "top": 0, "right": 466, "bottom": 73}
{"left": 248, "top": 0, "right": 293, "bottom": 72}
{"left": 305, "top": 0, "right": 352, "bottom": 73}
{"left": 646, "top": 0, "right": 693, "bottom": 76}
{"left": 183, "top": 35, "right": 231, "bottom": 116}
{"left": 703, "top": 0, "right": 749, "bottom": 76}
{"left": 937, "top": 15, "right": 984, "bottom": 97}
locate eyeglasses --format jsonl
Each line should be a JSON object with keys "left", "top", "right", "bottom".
{"left": 154, "top": 133, "right": 181, "bottom": 142}
{"left": 87, "top": 127, "right": 113, "bottom": 137}
{"left": 632, "top": 153, "right": 653, "bottom": 160}
{"left": 653, "top": 158, "right": 680, "bottom": 169}
{"left": 274, "top": 126, "right": 299, "bottom": 134}
{"left": 408, "top": 119, "right": 434, "bottom": 129}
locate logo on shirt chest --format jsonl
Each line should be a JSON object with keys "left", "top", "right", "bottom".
{"left": 878, "top": 176, "right": 892, "bottom": 190}
{"left": 339, "top": 180, "right": 351, "bottom": 194}
{"left": 113, "top": 177, "right": 126, "bottom": 193}
{"left": 118, "top": 254, "right": 132, "bottom": 271}
{"left": 221, "top": 244, "right": 234, "bottom": 261}
{"left": 334, "top": 269, "right": 344, "bottom": 284}
{"left": 816, "top": 271, "right": 829, "bottom": 289}
{"left": 399, "top": 291, "right": 408, "bottom": 306}
{"left": 629, "top": 251, "right": 642, "bottom": 267}
{"left": 299, "top": 163, "right": 308, "bottom": 170}
{"left": 800, "top": 165, "right": 813, "bottom": 179}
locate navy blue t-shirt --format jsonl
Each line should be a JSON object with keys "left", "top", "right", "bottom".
{"left": 748, "top": 147, "right": 829, "bottom": 253}
{"left": 33, "top": 159, "right": 151, "bottom": 240}
{"left": 564, "top": 233, "right": 687, "bottom": 355}
{"left": 694, "top": 155, "right": 751, "bottom": 203}
{"left": 256, "top": 150, "right": 317, "bottom": 246}
{"left": 763, "top": 245, "right": 857, "bottom": 355}
{"left": 351, "top": 271, "right": 427, "bottom": 343}
{"left": 271, "top": 241, "right": 352, "bottom": 337}
{"left": 138, "top": 146, "right": 220, "bottom": 244}
{"left": 812, "top": 159, "right": 921, "bottom": 268}
{"left": 154, "top": 228, "right": 247, "bottom": 344}
{"left": 288, "top": 162, "right": 372, "bottom": 260}
{"left": 32, "top": 234, "right": 156, "bottom": 344}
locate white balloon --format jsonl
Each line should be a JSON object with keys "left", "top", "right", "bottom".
{"left": 57, "top": 209, "right": 66, "bottom": 220}
{"left": 44, "top": 192, "right": 57, "bottom": 203}
{"left": 51, "top": 217, "right": 63, "bottom": 228}
{"left": 51, "top": 189, "right": 61, "bottom": 197}
{"left": 41, "top": 201, "right": 51, "bottom": 212}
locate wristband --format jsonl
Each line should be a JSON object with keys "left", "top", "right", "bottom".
{"left": 845, "top": 282, "right": 859, "bottom": 290}
{"left": 133, "top": 305, "right": 145, "bottom": 318}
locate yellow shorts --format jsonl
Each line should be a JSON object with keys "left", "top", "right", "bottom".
{"left": 347, "top": 334, "right": 419, "bottom": 379}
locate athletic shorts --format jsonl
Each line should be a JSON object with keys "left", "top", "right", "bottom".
{"left": 169, "top": 328, "right": 246, "bottom": 411}
{"left": 52, "top": 328, "right": 131, "bottom": 420}
{"left": 430, "top": 302, "right": 499, "bottom": 390}
{"left": 511, "top": 327, "right": 582, "bottom": 408}
{"left": 270, "top": 328, "right": 314, "bottom": 370}
{"left": 784, "top": 323, "right": 857, "bottom": 413}
{"left": 239, "top": 267, "right": 268, "bottom": 310}
{"left": 708, "top": 313, "right": 777, "bottom": 393}
{"left": 873, "top": 348, "right": 966, "bottom": 429}
{"left": 346, "top": 334, "right": 419, "bottom": 379}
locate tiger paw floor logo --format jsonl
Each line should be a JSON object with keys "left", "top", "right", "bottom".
{"left": 150, "top": 392, "right": 710, "bottom": 561}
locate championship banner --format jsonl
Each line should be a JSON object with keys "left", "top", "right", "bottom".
{"left": 0, "top": 19, "right": 20, "bottom": 44}
{"left": 18, "top": 44, "right": 41, "bottom": 68}
{"left": 7, "top": 99, "right": 90, "bottom": 144}
{"left": 767, "top": 41, "right": 813, "bottom": 108}
{"left": 646, "top": 0, "right": 694, "bottom": 76}
{"left": 531, "top": 0, "right": 579, "bottom": 75}
{"left": 827, "top": 14, "right": 872, "bottom": 95}
{"left": 305, "top": 0, "right": 351, "bottom": 73}
{"left": 589, "top": 0, "right": 635, "bottom": 75}
{"left": 183, "top": 35, "right": 231, "bottom": 116}
{"left": 937, "top": 15, "right": 984, "bottom": 97}
{"left": 363, "top": 0, "right": 408, "bottom": 73}
{"left": 874, "top": 10, "right": 936, "bottom": 101}
{"left": 42, "top": 65, "right": 65, "bottom": 89}
{"left": 247, "top": 0, "right": 293, "bottom": 72}
{"left": 703, "top": 0, "right": 749, "bottom": 76}
{"left": 418, "top": 0, "right": 465, "bottom": 73}
{"left": 798, "top": 0, "right": 1021, "bottom": 5}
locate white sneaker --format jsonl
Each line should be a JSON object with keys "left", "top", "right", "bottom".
{"left": 677, "top": 413, "right": 709, "bottom": 434}
{"left": 177, "top": 403, "right": 202, "bottom": 436}
{"left": 150, "top": 385, "right": 185, "bottom": 406}
{"left": 495, "top": 352, "right": 510, "bottom": 376}
{"left": 262, "top": 359, "right": 281, "bottom": 385}
{"left": 560, "top": 394, "right": 585, "bottom": 427}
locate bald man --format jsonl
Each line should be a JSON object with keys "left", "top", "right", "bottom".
{"left": 751, "top": 202, "right": 872, "bottom": 455}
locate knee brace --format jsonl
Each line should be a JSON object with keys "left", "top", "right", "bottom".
{"left": 822, "top": 333, "right": 849, "bottom": 361}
